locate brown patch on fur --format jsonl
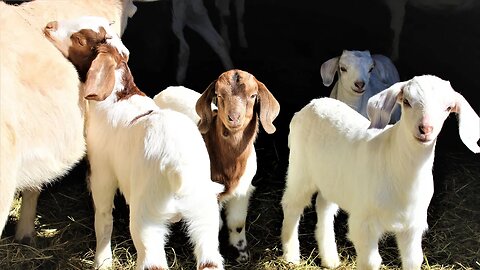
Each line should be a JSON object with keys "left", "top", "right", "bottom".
{"left": 198, "top": 262, "right": 218, "bottom": 270}
{"left": 115, "top": 61, "right": 146, "bottom": 100}
{"left": 67, "top": 27, "right": 109, "bottom": 82}
{"left": 129, "top": 109, "right": 154, "bottom": 125}
{"left": 204, "top": 113, "right": 258, "bottom": 198}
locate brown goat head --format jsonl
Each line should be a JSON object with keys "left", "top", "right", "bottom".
{"left": 196, "top": 69, "right": 280, "bottom": 134}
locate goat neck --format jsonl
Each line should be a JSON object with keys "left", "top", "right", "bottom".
{"left": 204, "top": 113, "right": 258, "bottom": 197}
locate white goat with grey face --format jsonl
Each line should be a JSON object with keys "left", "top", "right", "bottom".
{"left": 281, "top": 75, "right": 479, "bottom": 270}
{"left": 321, "top": 50, "right": 400, "bottom": 122}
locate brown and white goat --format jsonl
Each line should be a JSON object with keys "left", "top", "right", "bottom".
{"left": 44, "top": 16, "right": 224, "bottom": 270}
{"left": 154, "top": 70, "right": 280, "bottom": 262}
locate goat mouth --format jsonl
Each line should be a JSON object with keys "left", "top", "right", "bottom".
{"left": 415, "top": 135, "right": 434, "bottom": 144}
{"left": 351, "top": 88, "right": 365, "bottom": 94}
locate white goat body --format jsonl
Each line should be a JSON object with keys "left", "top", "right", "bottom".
{"left": 154, "top": 70, "right": 280, "bottom": 262}
{"left": 281, "top": 75, "right": 479, "bottom": 269}
{"left": 321, "top": 50, "right": 400, "bottom": 122}
{"left": 44, "top": 16, "right": 224, "bottom": 270}
{"left": 0, "top": 0, "right": 137, "bottom": 243}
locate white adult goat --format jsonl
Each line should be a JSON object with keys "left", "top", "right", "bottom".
{"left": 44, "top": 16, "right": 224, "bottom": 270}
{"left": 0, "top": 0, "right": 137, "bottom": 244}
{"left": 154, "top": 70, "right": 280, "bottom": 262}
{"left": 281, "top": 75, "right": 479, "bottom": 270}
{"left": 320, "top": 50, "right": 401, "bottom": 122}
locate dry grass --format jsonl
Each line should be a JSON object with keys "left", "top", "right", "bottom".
{"left": 1, "top": 146, "right": 479, "bottom": 269}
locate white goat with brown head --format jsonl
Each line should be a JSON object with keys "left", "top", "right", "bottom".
{"left": 44, "top": 16, "right": 224, "bottom": 270}
{"left": 154, "top": 69, "right": 280, "bottom": 262}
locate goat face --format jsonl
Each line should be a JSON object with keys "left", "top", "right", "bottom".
{"left": 338, "top": 50, "right": 374, "bottom": 94}
{"left": 197, "top": 69, "right": 280, "bottom": 134}
{"left": 214, "top": 70, "right": 258, "bottom": 132}
{"left": 368, "top": 75, "right": 480, "bottom": 152}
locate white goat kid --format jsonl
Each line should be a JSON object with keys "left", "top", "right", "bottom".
{"left": 320, "top": 50, "right": 400, "bottom": 122}
{"left": 44, "top": 16, "right": 224, "bottom": 270}
{"left": 281, "top": 75, "right": 479, "bottom": 270}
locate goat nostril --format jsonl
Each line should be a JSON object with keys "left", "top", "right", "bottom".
{"left": 419, "top": 125, "right": 433, "bottom": 135}
{"left": 46, "top": 21, "right": 58, "bottom": 31}
{"left": 355, "top": 81, "right": 365, "bottom": 89}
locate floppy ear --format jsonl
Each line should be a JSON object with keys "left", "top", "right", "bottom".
{"left": 84, "top": 52, "right": 117, "bottom": 101}
{"left": 367, "top": 81, "right": 407, "bottom": 129}
{"left": 196, "top": 80, "right": 217, "bottom": 134}
{"left": 320, "top": 56, "right": 339, "bottom": 87}
{"left": 451, "top": 91, "right": 480, "bottom": 153}
{"left": 372, "top": 54, "right": 400, "bottom": 85}
{"left": 255, "top": 78, "right": 280, "bottom": 134}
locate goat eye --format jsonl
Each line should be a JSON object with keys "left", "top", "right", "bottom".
{"left": 368, "top": 66, "right": 374, "bottom": 73}
{"left": 446, "top": 106, "right": 452, "bottom": 112}
{"left": 403, "top": 98, "right": 411, "bottom": 107}
{"left": 340, "top": 66, "right": 347, "bottom": 72}
{"left": 250, "top": 94, "right": 257, "bottom": 99}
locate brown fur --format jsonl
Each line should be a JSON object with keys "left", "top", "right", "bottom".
{"left": 195, "top": 69, "right": 280, "bottom": 197}
{"left": 198, "top": 262, "right": 219, "bottom": 270}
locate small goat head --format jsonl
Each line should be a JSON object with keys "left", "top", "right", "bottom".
{"left": 196, "top": 69, "right": 280, "bottom": 134}
{"left": 367, "top": 75, "right": 480, "bottom": 153}
{"left": 43, "top": 16, "right": 131, "bottom": 101}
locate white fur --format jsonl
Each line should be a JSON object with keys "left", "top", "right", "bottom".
{"left": 320, "top": 50, "right": 401, "bottom": 122}
{"left": 0, "top": 0, "right": 137, "bottom": 243}
{"left": 46, "top": 18, "right": 224, "bottom": 270}
{"left": 281, "top": 75, "right": 479, "bottom": 270}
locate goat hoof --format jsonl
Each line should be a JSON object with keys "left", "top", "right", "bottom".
{"left": 236, "top": 250, "right": 249, "bottom": 263}
{"left": 16, "top": 236, "right": 33, "bottom": 245}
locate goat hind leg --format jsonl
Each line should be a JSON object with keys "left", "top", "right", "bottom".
{"left": 15, "top": 189, "right": 40, "bottom": 244}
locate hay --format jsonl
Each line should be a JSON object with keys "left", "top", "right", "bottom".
{"left": 1, "top": 150, "right": 478, "bottom": 270}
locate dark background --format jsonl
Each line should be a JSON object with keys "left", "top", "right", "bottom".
{"left": 122, "top": 0, "right": 480, "bottom": 162}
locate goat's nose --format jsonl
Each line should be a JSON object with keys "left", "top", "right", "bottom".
{"left": 228, "top": 113, "right": 241, "bottom": 123}
{"left": 45, "top": 21, "right": 58, "bottom": 31}
{"left": 419, "top": 124, "right": 433, "bottom": 135}
{"left": 354, "top": 81, "right": 365, "bottom": 89}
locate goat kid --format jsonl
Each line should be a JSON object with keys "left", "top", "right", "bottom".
{"left": 44, "top": 16, "right": 224, "bottom": 270}
{"left": 154, "top": 70, "right": 280, "bottom": 262}
{"left": 281, "top": 75, "right": 479, "bottom": 270}
{"left": 321, "top": 50, "right": 401, "bottom": 122}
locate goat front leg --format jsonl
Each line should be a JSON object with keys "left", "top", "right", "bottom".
{"left": 15, "top": 189, "right": 40, "bottom": 244}
{"left": 348, "top": 216, "right": 383, "bottom": 270}
{"left": 90, "top": 170, "right": 117, "bottom": 270}
{"left": 315, "top": 194, "right": 340, "bottom": 268}
{"left": 396, "top": 226, "right": 425, "bottom": 270}
{"left": 224, "top": 185, "right": 254, "bottom": 263}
